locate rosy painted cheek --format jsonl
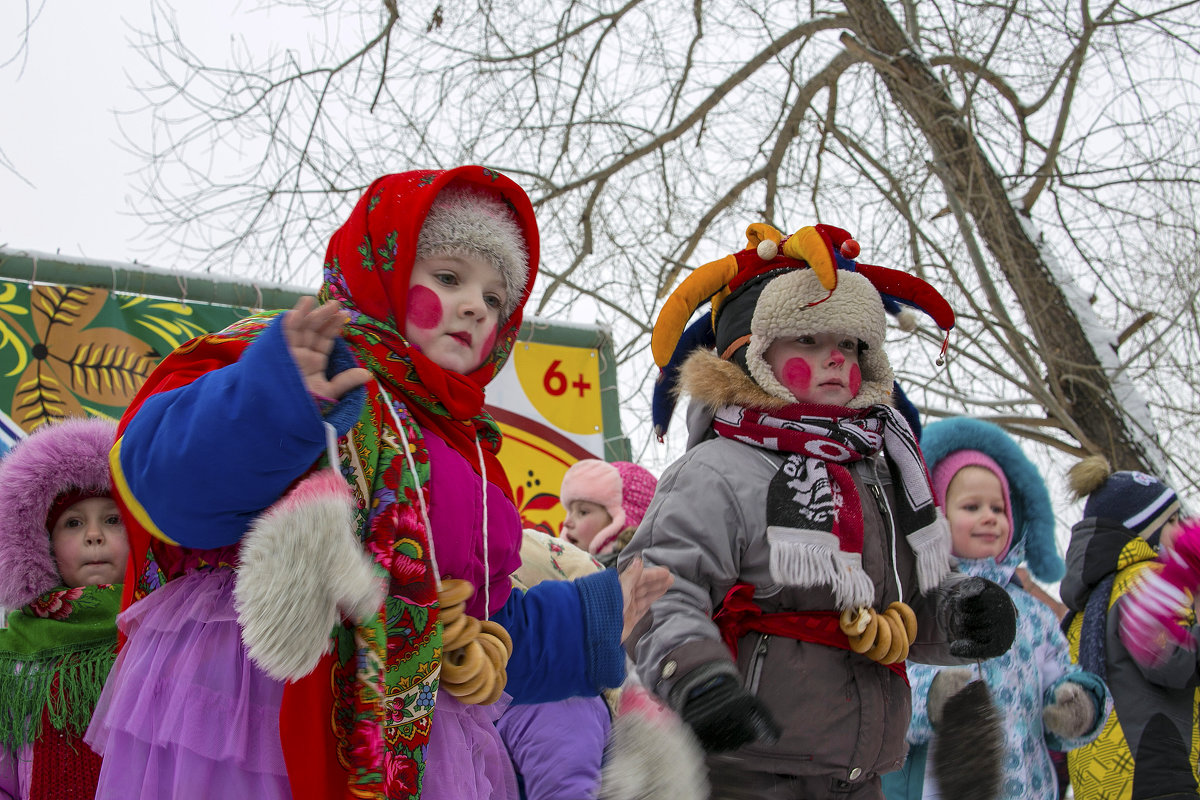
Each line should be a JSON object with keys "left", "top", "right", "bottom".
{"left": 780, "top": 358, "right": 812, "bottom": 396}
{"left": 848, "top": 364, "right": 862, "bottom": 397}
{"left": 480, "top": 324, "right": 497, "bottom": 357}
{"left": 406, "top": 285, "right": 443, "bottom": 330}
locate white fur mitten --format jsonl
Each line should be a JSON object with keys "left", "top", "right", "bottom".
{"left": 1043, "top": 681, "right": 1096, "bottom": 740}
{"left": 234, "top": 469, "right": 385, "bottom": 681}
{"left": 927, "top": 667, "right": 973, "bottom": 729}
{"left": 599, "top": 683, "right": 710, "bottom": 800}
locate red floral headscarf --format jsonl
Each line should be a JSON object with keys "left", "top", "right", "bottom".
{"left": 319, "top": 167, "right": 539, "bottom": 499}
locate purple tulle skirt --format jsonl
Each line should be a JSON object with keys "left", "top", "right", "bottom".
{"left": 422, "top": 691, "right": 519, "bottom": 800}
{"left": 85, "top": 569, "right": 291, "bottom": 800}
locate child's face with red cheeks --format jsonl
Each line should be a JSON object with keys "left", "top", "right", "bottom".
{"left": 406, "top": 254, "right": 505, "bottom": 374}
{"left": 763, "top": 333, "right": 862, "bottom": 405}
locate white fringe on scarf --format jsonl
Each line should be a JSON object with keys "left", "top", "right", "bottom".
{"left": 767, "top": 527, "right": 878, "bottom": 610}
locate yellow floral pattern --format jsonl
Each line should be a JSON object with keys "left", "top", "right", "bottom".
{"left": 0, "top": 281, "right": 250, "bottom": 433}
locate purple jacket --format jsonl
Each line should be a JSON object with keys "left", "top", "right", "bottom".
{"left": 497, "top": 696, "right": 610, "bottom": 800}
{"left": 0, "top": 743, "right": 31, "bottom": 800}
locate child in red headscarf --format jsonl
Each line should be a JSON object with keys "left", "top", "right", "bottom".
{"left": 85, "top": 167, "right": 670, "bottom": 800}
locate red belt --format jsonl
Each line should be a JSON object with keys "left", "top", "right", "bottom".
{"left": 713, "top": 583, "right": 907, "bottom": 682}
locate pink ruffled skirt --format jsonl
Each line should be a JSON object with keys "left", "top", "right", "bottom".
{"left": 422, "top": 691, "right": 519, "bottom": 800}
{"left": 85, "top": 569, "right": 291, "bottom": 800}
{"left": 86, "top": 568, "right": 520, "bottom": 799}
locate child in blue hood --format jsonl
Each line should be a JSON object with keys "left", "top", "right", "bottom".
{"left": 883, "top": 417, "right": 1110, "bottom": 800}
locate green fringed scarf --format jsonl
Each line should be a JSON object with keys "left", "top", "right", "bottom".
{"left": 0, "top": 584, "right": 120, "bottom": 749}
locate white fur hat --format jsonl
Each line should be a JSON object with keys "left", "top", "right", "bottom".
{"left": 745, "top": 269, "right": 894, "bottom": 408}
{"left": 416, "top": 184, "right": 529, "bottom": 318}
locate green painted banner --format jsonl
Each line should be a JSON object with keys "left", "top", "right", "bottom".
{"left": 0, "top": 279, "right": 251, "bottom": 439}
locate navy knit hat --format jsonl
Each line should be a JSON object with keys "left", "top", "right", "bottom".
{"left": 1083, "top": 469, "right": 1179, "bottom": 541}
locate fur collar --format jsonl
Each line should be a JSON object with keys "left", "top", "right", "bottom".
{"left": 677, "top": 349, "right": 790, "bottom": 413}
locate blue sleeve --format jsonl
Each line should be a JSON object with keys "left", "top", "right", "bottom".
{"left": 880, "top": 741, "right": 928, "bottom": 800}
{"left": 495, "top": 571, "right": 626, "bottom": 704}
{"left": 904, "top": 662, "right": 940, "bottom": 746}
{"left": 115, "top": 316, "right": 365, "bottom": 549}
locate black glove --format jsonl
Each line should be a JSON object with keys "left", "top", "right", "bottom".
{"left": 938, "top": 576, "right": 1017, "bottom": 659}
{"left": 679, "top": 674, "right": 781, "bottom": 753}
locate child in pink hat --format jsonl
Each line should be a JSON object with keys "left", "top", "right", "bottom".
{"left": 559, "top": 460, "right": 658, "bottom": 567}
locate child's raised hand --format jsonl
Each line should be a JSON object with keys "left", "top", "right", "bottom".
{"left": 283, "top": 297, "right": 371, "bottom": 400}
{"left": 619, "top": 556, "right": 674, "bottom": 643}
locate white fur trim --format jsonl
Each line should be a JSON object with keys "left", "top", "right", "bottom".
{"left": 234, "top": 469, "right": 384, "bottom": 681}
{"left": 600, "top": 684, "right": 710, "bottom": 800}
{"left": 745, "top": 270, "right": 894, "bottom": 407}
{"left": 907, "top": 512, "right": 954, "bottom": 594}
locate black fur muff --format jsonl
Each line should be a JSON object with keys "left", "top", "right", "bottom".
{"left": 932, "top": 680, "right": 1004, "bottom": 800}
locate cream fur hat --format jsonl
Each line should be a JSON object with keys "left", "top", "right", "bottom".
{"left": 416, "top": 184, "right": 529, "bottom": 318}
{"left": 745, "top": 269, "right": 894, "bottom": 408}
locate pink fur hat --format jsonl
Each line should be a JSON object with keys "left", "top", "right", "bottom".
{"left": 560, "top": 459, "right": 625, "bottom": 555}
{"left": 0, "top": 417, "right": 117, "bottom": 608}
{"left": 931, "top": 449, "right": 1014, "bottom": 562}
{"left": 560, "top": 459, "right": 659, "bottom": 555}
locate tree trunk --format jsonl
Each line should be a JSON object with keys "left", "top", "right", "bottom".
{"left": 841, "top": 0, "right": 1163, "bottom": 473}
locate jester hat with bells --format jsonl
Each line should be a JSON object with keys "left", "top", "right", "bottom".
{"left": 651, "top": 223, "right": 955, "bottom": 431}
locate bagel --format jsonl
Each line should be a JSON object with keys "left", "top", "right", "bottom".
{"left": 442, "top": 640, "right": 485, "bottom": 684}
{"left": 438, "top": 602, "right": 464, "bottom": 626}
{"left": 441, "top": 610, "right": 470, "bottom": 647}
{"left": 480, "top": 619, "right": 514, "bottom": 656}
{"left": 444, "top": 615, "right": 482, "bottom": 651}
{"left": 457, "top": 665, "right": 499, "bottom": 705}
{"left": 482, "top": 669, "right": 507, "bottom": 705}
{"left": 848, "top": 611, "right": 878, "bottom": 654}
{"left": 477, "top": 633, "right": 510, "bottom": 672}
{"left": 439, "top": 579, "right": 474, "bottom": 607}
{"left": 888, "top": 601, "right": 918, "bottom": 644}
{"left": 864, "top": 612, "right": 893, "bottom": 661}
{"left": 441, "top": 662, "right": 491, "bottom": 697}
{"left": 880, "top": 613, "right": 908, "bottom": 664}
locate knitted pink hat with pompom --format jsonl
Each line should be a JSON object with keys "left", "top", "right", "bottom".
{"left": 613, "top": 461, "right": 658, "bottom": 532}
{"left": 560, "top": 459, "right": 659, "bottom": 555}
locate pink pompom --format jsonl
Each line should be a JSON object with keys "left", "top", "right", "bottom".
{"left": 1120, "top": 519, "right": 1200, "bottom": 668}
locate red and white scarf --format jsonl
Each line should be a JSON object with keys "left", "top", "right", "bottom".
{"left": 712, "top": 402, "right": 951, "bottom": 609}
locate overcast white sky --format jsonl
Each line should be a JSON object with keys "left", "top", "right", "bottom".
{"left": 0, "top": 1, "right": 318, "bottom": 275}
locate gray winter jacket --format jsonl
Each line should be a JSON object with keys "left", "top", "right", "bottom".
{"left": 620, "top": 353, "right": 972, "bottom": 784}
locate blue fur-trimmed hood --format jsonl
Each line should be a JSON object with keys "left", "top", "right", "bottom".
{"left": 920, "top": 417, "right": 1063, "bottom": 582}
